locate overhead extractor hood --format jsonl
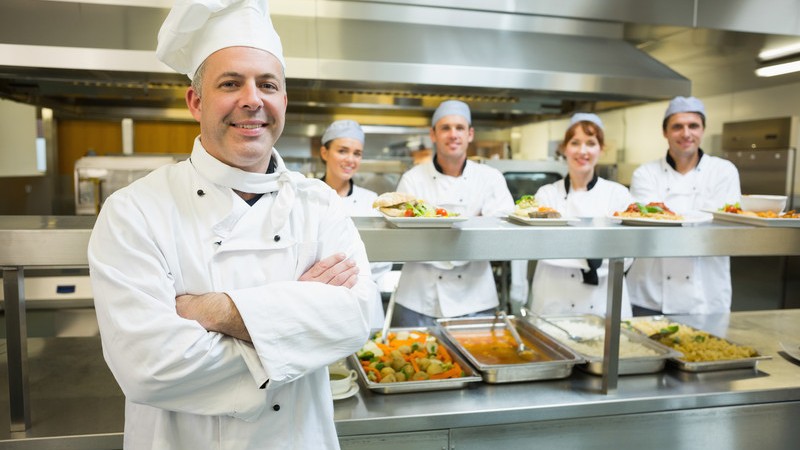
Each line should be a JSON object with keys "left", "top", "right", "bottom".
{"left": 0, "top": 0, "right": 690, "bottom": 127}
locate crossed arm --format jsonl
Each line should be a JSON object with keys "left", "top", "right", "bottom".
{"left": 175, "top": 253, "right": 359, "bottom": 341}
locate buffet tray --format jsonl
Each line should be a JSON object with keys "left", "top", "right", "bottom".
{"left": 625, "top": 316, "right": 772, "bottom": 372}
{"left": 530, "top": 314, "right": 682, "bottom": 375}
{"left": 348, "top": 327, "right": 483, "bottom": 394}
{"left": 436, "top": 316, "right": 583, "bottom": 383}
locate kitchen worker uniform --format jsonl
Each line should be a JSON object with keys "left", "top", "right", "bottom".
{"left": 394, "top": 159, "right": 514, "bottom": 318}
{"left": 627, "top": 151, "right": 741, "bottom": 314}
{"left": 334, "top": 179, "right": 390, "bottom": 328}
{"left": 527, "top": 176, "right": 634, "bottom": 317}
{"left": 88, "top": 139, "right": 374, "bottom": 450}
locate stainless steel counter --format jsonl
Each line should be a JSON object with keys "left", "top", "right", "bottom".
{"left": 2, "top": 216, "right": 800, "bottom": 448}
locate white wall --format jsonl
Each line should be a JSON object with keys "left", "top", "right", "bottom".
{"left": 0, "top": 98, "right": 39, "bottom": 177}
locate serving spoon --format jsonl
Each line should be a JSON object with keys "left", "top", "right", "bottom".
{"left": 498, "top": 309, "right": 536, "bottom": 361}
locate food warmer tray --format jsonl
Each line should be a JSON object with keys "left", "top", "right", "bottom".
{"left": 625, "top": 316, "right": 772, "bottom": 372}
{"left": 530, "top": 314, "right": 682, "bottom": 375}
{"left": 348, "top": 327, "right": 483, "bottom": 394}
{"left": 436, "top": 316, "right": 584, "bottom": 384}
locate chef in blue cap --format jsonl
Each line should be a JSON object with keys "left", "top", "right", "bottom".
{"left": 512, "top": 113, "right": 634, "bottom": 317}
{"left": 391, "top": 100, "right": 515, "bottom": 327}
{"left": 88, "top": 1, "right": 374, "bottom": 448}
{"left": 627, "top": 96, "right": 741, "bottom": 315}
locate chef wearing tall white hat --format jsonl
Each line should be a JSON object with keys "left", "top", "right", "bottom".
{"left": 391, "top": 99, "right": 515, "bottom": 326}
{"left": 627, "top": 96, "right": 741, "bottom": 315}
{"left": 88, "top": 1, "right": 374, "bottom": 448}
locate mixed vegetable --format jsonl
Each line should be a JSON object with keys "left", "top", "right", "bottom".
{"left": 356, "top": 330, "right": 466, "bottom": 383}
{"left": 400, "top": 201, "right": 451, "bottom": 217}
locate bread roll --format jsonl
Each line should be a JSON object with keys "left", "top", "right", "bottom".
{"left": 372, "top": 192, "right": 417, "bottom": 209}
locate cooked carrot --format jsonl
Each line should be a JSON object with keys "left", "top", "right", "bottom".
{"left": 429, "top": 363, "right": 462, "bottom": 380}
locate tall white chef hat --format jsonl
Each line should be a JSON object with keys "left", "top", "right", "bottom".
{"left": 664, "top": 96, "right": 706, "bottom": 120}
{"left": 156, "top": 0, "right": 285, "bottom": 80}
{"left": 431, "top": 100, "right": 472, "bottom": 127}
{"left": 321, "top": 120, "right": 365, "bottom": 146}
{"left": 569, "top": 112, "right": 604, "bottom": 130}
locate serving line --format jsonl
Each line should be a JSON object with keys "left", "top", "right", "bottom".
{"left": 2, "top": 216, "right": 800, "bottom": 433}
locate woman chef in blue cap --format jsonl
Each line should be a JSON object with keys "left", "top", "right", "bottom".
{"left": 512, "top": 113, "right": 635, "bottom": 317}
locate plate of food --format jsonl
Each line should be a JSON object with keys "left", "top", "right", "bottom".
{"left": 507, "top": 195, "right": 575, "bottom": 226}
{"left": 706, "top": 203, "right": 800, "bottom": 227}
{"left": 779, "top": 341, "right": 800, "bottom": 364}
{"left": 373, "top": 192, "right": 467, "bottom": 228}
{"left": 611, "top": 202, "right": 712, "bottom": 226}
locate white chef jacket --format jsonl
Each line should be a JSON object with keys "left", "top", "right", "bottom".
{"left": 394, "top": 159, "right": 514, "bottom": 317}
{"left": 627, "top": 152, "right": 741, "bottom": 314}
{"left": 526, "top": 177, "right": 634, "bottom": 317}
{"left": 338, "top": 181, "right": 389, "bottom": 328}
{"left": 88, "top": 139, "right": 374, "bottom": 450}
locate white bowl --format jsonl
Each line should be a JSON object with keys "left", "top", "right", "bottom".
{"left": 739, "top": 194, "right": 787, "bottom": 212}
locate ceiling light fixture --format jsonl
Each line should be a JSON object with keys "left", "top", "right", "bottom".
{"left": 758, "top": 42, "right": 800, "bottom": 61}
{"left": 755, "top": 59, "right": 800, "bottom": 77}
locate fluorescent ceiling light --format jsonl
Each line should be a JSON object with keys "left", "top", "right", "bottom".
{"left": 759, "top": 41, "right": 800, "bottom": 61}
{"left": 755, "top": 59, "right": 800, "bottom": 77}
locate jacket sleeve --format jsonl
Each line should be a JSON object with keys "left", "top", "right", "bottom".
{"left": 480, "top": 168, "right": 515, "bottom": 217}
{"left": 89, "top": 192, "right": 269, "bottom": 421}
{"left": 228, "top": 192, "right": 373, "bottom": 389}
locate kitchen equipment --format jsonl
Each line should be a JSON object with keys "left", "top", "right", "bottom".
{"left": 520, "top": 307, "right": 597, "bottom": 343}
{"left": 377, "top": 290, "right": 396, "bottom": 344}
{"left": 437, "top": 316, "right": 583, "bottom": 383}
{"left": 498, "top": 309, "right": 535, "bottom": 360}
{"left": 739, "top": 194, "right": 788, "bottom": 212}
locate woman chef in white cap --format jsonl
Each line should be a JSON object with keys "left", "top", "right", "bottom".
{"left": 87, "top": 1, "right": 374, "bottom": 449}
{"left": 627, "top": 96, "right": 741, "bottom": 316}
{"left": 514, "top": 113, "right": 635, "bottom": 317}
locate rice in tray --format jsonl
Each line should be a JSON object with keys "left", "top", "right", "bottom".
{"left": 537, "top": 321, "right": 659, "bottom": 358}
{"left": 628, "top": 320, "right": 758, "bottom": 362}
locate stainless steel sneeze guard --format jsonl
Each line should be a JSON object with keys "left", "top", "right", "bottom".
{"left": 2, "top": 215, "right": 800, "bottom": 445}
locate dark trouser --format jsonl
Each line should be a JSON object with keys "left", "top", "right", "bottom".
{"left": 391, "top": 303, "right": 497, "bottom": 328}
{"left": 632, "top": 305, "right": 663, "bottom": 317}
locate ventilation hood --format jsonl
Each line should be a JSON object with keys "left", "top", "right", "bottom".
{"left": 0, "top": 0, "right": 690, "bottom": 129}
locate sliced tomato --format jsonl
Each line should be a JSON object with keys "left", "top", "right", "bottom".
{"left": 435, "top": 208, "right": 448, "bottom": 217}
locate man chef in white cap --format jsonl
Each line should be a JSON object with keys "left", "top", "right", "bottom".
{"left": 391, "top": 100, "right": 515, "bottom": 326}
{"left": 87, "top": 1, "right": 374, "bottom": 448}
{"left": 626, "top": 96, "right": 741, "bottom": 316}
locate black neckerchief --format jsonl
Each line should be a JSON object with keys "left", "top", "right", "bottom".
{"left": 666, "top": 148, "right": 704, "bottom": 171}
{"left": 320, "top": 176, "right": 354, "bottom": 196}
{"left": 563, "top": 173, "right": 601, "bottom": 285}
{"left": 433, "top": 153, "right": 467, "bottom": 176}
{"left": 563, "top": 173, "right": 599, "bottom": 195}
{"left": 244, "top": 157, "right": 276, "bottom": 206}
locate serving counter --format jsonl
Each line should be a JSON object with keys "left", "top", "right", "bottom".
{"left": 2, "top": 215, "right": 800, "bottom": 448}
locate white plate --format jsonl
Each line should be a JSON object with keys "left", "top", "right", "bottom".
{"left": 706, "top": 210, "right": 800, "bottom": 228}
{"left": 507, "top": 214, "right": 576, "bottom": 227}
{"left": 611, "top": 211, "right": 713, "bottom": 227}
{"left": 332, "top": 382, "right": 359, "bottom": 401}
{"left": 779, "top": 341, "right": 800, "bottom": 364}
{"left": 382, "top": 214, "right": 469, "bottom": 228}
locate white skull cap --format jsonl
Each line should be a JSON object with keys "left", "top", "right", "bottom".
{"left": 322, "top": 120, "right": 365, "bottom": 145}
{"left": 431, "top": 100, "right": 471, "bottom": 127}
{"left": 664, "top": 96, "right": 706, "bottom": 120}
{"left": 156, "top": 0, "right": 285, "bottom": 80}
{"left": 570, "top": 113, "right": 604, "bottom": 130}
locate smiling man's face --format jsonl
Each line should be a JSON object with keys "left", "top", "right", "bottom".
{"left": 186, "top": 46, "right": 287, "bottom": 173}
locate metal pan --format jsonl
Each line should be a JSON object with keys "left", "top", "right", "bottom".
{"left": 349, "top": 327, "right": 483, "bottom": 394}
{"left": 436, "top": 316, "right": 583, "bottom": 383}
{"left": 625, "top": 316, "right": 772, "bottom": 372}
{"left": 530, "top": 314, "right": 682, "bottom": 375}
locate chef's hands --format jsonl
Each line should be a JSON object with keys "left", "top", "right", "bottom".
{"left": 299, "top": 252, "right": 359, "bottom": 288}
{"left": 176, "top": 293, "right": 251, "bottom": 342}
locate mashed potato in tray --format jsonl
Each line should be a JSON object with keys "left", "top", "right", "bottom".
{"left": 537, "top": 321, "right": 659, "bottom": 358}
{"left": 629, "top": 320, "right": 758, "bottom": 362}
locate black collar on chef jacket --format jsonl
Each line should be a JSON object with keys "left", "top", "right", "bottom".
{"left": 433, "top": 153, "right": 467, "bottom": 177}
{"left": 563, "top": 173, "right": 599, "bottom": 196}
{"left": 243, "top": 156, "right": 277, "bottom": 206}
{"left": 666, "top": 148, "right": 704, "bottom": 171}
{"left": 320, "top": 176, "right": 354, "bottom": 197}
{"left": 562, "top": 173, "right": 601, "bottom": 286}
